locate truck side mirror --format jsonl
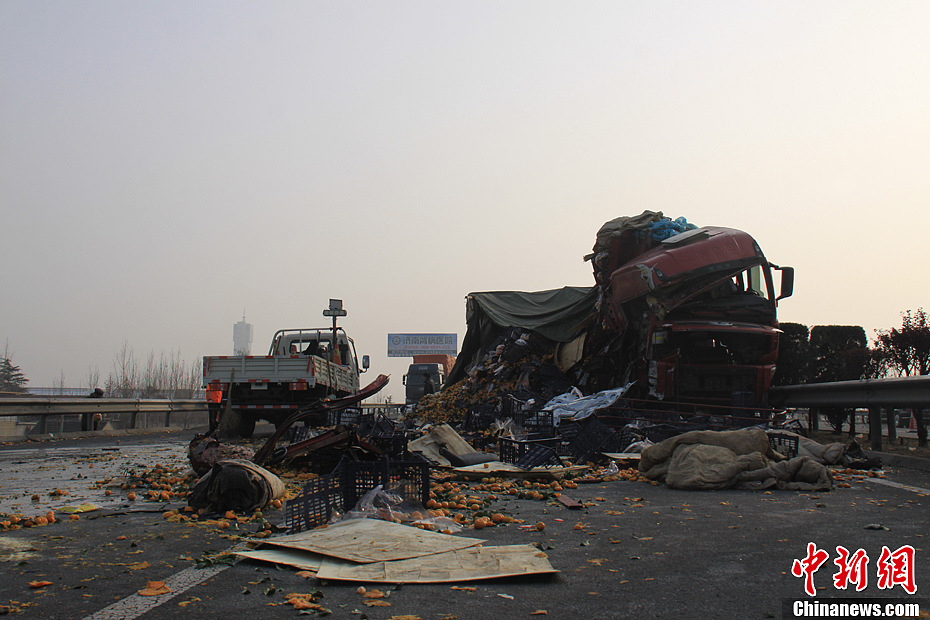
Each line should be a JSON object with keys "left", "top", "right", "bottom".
{"left": 402, "top": 374, "right": 407, "bottom": 385}
{"left": 776, "top": 266, "right": 794, "bottom": 301}
{"left": 362, "top": 355, "right": 370, "bottom": 371}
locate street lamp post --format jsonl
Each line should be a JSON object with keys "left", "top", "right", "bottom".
{"left": 323, "top": 299, "right": 347, "bottom": 395}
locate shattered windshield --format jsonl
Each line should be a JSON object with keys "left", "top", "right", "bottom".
{"left": 706, "top": 265, "right": 771, "bottom": 302}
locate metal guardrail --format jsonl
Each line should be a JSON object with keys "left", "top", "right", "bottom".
{"left": 0, "top": 397, "right": 207, "bottom": 416}
{"left": 769, "top": 375, "right": 929, "bottom": 451}
{"left": 0, "top": 397, "right": 404, "bottom": 436}
{"left": 769, "top": 375, "right": 930, "bottom": 408}
{"left": 0, "top": 397, "right": 208, "bottom": 434}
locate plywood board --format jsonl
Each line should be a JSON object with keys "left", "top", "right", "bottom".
{"left": 257, "top": 518, "right": 485, "bottom": 564}
{"left": 314, "top": 544, "right": 558, "bottom": 583}
{"left": 602, "top": 452, "right": 642, "bottom": 462}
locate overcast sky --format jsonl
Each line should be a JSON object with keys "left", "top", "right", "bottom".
{"left": 2, "top": 1, "right": 928, "bottom": 401}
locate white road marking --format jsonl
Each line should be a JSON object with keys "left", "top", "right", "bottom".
{"left": 81, "top": 563, "right": 230, "bottom": 620}
{"left": 865, "top": 477, "right": 930, "bottom": 495}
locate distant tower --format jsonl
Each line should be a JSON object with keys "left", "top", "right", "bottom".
{"left": 233, "top": 313, "right": 253, "bottom": 356}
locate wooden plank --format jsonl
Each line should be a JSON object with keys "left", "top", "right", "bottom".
{"left": 556, "top": 494, "right": 583, "bottom": 509}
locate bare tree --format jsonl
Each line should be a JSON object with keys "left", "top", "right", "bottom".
{"left": 140, "top": 351, "right": 158, "bottom": 398}
{"left": 185, "top": 357, "right": 203, "bottom": 398}
{"left": 108, "top": 341, "right": 137, "bottom": 398}
{"left": 167, "top": 350, "right": 184, "bottom": 397}
{"left": 101, "top": 343, "right": 202, "bottom": 399}
{"left": 86, "top": 366, "right": 100, "bottom": 392}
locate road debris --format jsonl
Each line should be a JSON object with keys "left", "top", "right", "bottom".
{"left": 639, "top": 428, "right": 834, "bottom": 491}
{"left": 187, "top": 459, "right": 285, "bottom": 513}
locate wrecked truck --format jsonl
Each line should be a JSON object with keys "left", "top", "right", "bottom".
{"left": 445, "top": 212, "right": 794, "bottom": 421}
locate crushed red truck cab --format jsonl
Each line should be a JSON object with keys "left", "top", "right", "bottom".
{"left": 592, "top": 217, "right": 794, "bottom": 406}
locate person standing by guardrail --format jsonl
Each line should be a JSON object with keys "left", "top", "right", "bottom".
{"left": 83, "top": 388, "right": 104, "bottom": 431}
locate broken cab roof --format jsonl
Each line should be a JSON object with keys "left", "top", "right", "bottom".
{"left": 608, "top": 226, "right": 766, "bottom": 305}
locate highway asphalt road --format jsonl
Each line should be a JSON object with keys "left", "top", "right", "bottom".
{"left": 0, "top": 428, "right": 927, "bottom": 619}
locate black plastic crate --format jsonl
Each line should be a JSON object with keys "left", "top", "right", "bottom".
{"left": 514, "top": 444, "right": 562, "bottom": 469}
{"left": 462, "top": 405, "right": 497, "bottom": 432}
{"left": 370, "top": 431, "right": 408, "bottom": 456}
{"left": 460, "top": 432, "right": 496, "bottom": 451}
{"left": 768, "top": 432, "right": 799, "bottom": 459}
{"left": 307, "top": 447, "right": 346, "bottom": 475}
{"left": 326, "top": 409, "right": 350, "bottom": 426}
{"left": 558, "top": 421, "right": 583, "bottom": 443}
{"left": 358, "top": 413, "right": 392, "bottom": 437}
{"left": 385, "top": 459, "right": 430, "bottom": 507}
{"left": 566, "top": 416, "right": 622, "bottom": 463}
{"left": 499, "top": 436, "right": 561, "bottom": 465}
{"left": 285, "top": 455, "right": 430, "bottom": 532}
{"left": 286, "top": 424, "right": 310, "bottom": 444}
{"left": 327, "top": 408, "right": 373, "bottom": 427}
{"left": 339, "top": 456, "right": 430, "bottom": 511}
{"left": 521, "top": 410, "right": 556, "bottom": 436}
{"left": 284, "top": 470, "right": 344, "bottom": 532}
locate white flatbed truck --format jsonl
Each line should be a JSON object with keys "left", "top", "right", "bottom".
{"left": 203, "top": 327, "right": 369, "bottom": 437}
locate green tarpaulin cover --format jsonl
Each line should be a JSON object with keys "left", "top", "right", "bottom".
{"left": 466, "top": 287, "right": 598, "bottom": 343}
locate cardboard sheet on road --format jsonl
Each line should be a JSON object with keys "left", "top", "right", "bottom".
{"left": 314, "top": 544, "right": 558, "bottom": 583}
{"left": 452, "top": 462, "right": 587, "bottom": 480}
{"left": 234, "top": 547, "right": 328, "bottom": 573}
{"left": 256, "top": 518, "right": 485, "bottom": 563}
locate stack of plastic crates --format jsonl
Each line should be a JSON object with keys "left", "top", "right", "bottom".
{"left": 768, "top": 432, "right": 800, "bottom": 459}
{"left": 566, "top": 416, "right": 623, "bottom": 463}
